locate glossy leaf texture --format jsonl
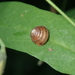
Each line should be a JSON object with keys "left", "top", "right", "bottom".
{"left": 0, "top": 2, "right": 75, "bottom": 74}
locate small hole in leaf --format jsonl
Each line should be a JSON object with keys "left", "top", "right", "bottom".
{"left": 0, "top": 44, "right": 1, "bottom": 50}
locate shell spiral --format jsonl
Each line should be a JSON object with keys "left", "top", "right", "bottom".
{"left": 30, "top": 26, "right": 49, "bottom": 46}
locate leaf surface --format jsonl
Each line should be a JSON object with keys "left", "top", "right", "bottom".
{"left": 0, "top": 2, "right": 75, "bottom": 74}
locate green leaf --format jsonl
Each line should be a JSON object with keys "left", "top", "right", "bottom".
{"left": 0, "top": 39, "right": 6, "bottom": 75}
{"left": 66, "top": 8, "right": 75, "bottom": 18}
{"left": 0, "top": 2, "right": 75, "bottom": 74}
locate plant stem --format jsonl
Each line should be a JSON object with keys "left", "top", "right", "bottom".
{"left": 46, "top": 0, "right": 75, "bottom": 27}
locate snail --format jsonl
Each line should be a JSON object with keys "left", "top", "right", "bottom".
{"left": 30, "top": 26, "right": 49, "bottom": 46}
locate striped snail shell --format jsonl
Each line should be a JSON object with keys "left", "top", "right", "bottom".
{"left": 30, "top": 26, "right": 49, "bottom": 46}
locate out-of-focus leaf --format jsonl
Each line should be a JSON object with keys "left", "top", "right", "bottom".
{"left": 0, "top": 39, "right": 6, "bottom": 75}
{"left": 66, "top": 8, "right": 75, "bottom": 18}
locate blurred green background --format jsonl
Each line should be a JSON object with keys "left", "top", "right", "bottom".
{"left": 0, "top": 0, "right": 75, "bottom": 75}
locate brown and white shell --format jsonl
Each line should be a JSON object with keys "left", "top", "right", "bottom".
{"left": 30, "top": 26, "right": 49, "bottom": 46}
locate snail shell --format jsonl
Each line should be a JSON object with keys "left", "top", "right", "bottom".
{"left": 30, "top": 26, "right": 49, "bottom": 46}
